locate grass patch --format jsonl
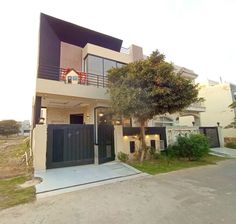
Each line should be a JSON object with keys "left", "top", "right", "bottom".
{"left": 0, "top": 136, "right": 35, "bottom": 210}
{"left": 128, "top": 155, "right": 227, "bottom": 175}
{"left": 0, "top": 176, "right": 35, "bottom": 210}
{"left": 225, "top": 142, "right": 236, "bottom": 149}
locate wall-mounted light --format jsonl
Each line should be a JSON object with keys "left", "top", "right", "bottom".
{"left": 154, "top": 134, "right": 158, "bottom": 138}
{"left": 217, "top": 122, "right": 220, "bottom": 126}
{"left": 192, "top": 121, "right": 195, "bottom": 126}
{"left": 123, "top": 136, "right": 128, "bottom": 140}
{"left": 39, "top": 117, "right": 45, "bottom": 124}
{"left": 145, "top": 135, "right": 149, "bottom": 139}
{"left": 99, "top": 113, "right": 104, "bottom": 117}
{"left": 115, "top": 120, "right": 121, "bottom": 125}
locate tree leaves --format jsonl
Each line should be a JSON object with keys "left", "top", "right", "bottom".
{"left": 107, "top": 50, "right": 200, "bottom": 122}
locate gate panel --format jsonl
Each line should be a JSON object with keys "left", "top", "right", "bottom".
{"left": 98, "top": 125, "right": 115, "bottom": 164}
{"left": 199, "top": 127, "right": 220, "bottom": 148}
{"left": 47, "top": 124, "right": 94, "bottom": 169}
{"left": 52, "top": 129, "right": 64, "bottom": 162}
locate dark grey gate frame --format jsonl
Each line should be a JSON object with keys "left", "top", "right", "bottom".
{"left": 199, "top": 126, "right": 220, "bottom": 148}
{"left": 94, "top": 106, "right": 115, "bottom": 164}
{"left": 46, "top": 124, "right": 95, "bottom": 169}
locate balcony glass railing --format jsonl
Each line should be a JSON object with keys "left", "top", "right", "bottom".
{"left": 38, "top": 64, "right": 108, "bottom": 88}
{"left": 187, "top": 102, "right": 206, "bottom": 111}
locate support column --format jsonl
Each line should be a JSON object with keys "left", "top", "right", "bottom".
{"left": 217, "top": 126, "right": 225, "bottom": 147}
{"left": 32, "top": 124, "right": 47, "bottom": 171}
{"left": 114, "top": 125, "right": 123, "bottom": 160}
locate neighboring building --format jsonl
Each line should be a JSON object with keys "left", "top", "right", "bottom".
{"left": 148, "top": 65, "right": 205, "bottom": 127}
{"left": 32, "top": 14, "right": 205, "bottom": 170}
{"left": 19, "top": 120, "right": 30, "bottom": 136}
{"left": 197, "top": 80, "right": 236, "bottom": 138}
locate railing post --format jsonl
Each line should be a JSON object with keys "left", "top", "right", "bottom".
{"left": 97, "top": 74, "right": 99, "bottom": 87}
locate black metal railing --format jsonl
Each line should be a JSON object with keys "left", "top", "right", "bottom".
{"left": 38, "top": 64, "right": 108, "bottom": 88}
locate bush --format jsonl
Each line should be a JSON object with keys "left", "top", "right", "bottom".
{"left": 165, "top": 145, "right": 178, "bottom": 159}
{"left": 117, "top": 152, "right": 129, "bottom": 162}
{"left": 146, "top": 146, "right": 162, "bottom": 160}
{"left": 168, "top": 134, "right": 209, "bottom": 161}
{"left": 225, "top": 142, "right": 236, "bottom": 149}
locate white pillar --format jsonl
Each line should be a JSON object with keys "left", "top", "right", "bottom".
{"left": 32, "top": 125, "right": 47, "bottom": 171}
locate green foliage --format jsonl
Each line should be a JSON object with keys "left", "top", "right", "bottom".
{"left": 165, "top": 145, "right": 178, "bottom": 159}
{"left": 225, "top": 102, "right": 236, "bottom": 128}
{"left": 167, "top": 134, "right": 209, "bottom": 161}
{"left": 225, "top": 118, "right": 236, "bottom": 129}
{"left": 0, "top": 120, "right": 20, "bottom": 137}
{"left": 108, "top": 50, "right": 200, "bottom": 161}
{"left": 147, "top": 146, "right": 160, "bottom": 160}
{"left": 117, "top": 152, "right": 129, "bottom": 162}
{"left": 128, "top": 155, "right": 226, "bottom": 175}
{"left": 225, "top": 142, "right": 236, "bottom": 149}
{"left": 0, "top": 176, "right": 35, "bottom": 210}
{"left": 108, "top": 50, "right": 200, "bottom": 122}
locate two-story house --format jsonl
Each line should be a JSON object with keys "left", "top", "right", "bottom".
{"left": 32, "top": 13, "right": 205, "bottom": 171}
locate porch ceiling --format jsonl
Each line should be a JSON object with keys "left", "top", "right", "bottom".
{"left": 40, "top": 94, "right": 108, "bottom": 109}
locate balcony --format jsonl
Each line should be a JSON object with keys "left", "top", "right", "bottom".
{"left": 185, "top": 102, "right": 206, "bottom": 112}
{"left": 36, "top": 64, "right": 109, "bottom": 100}
{"left": 38, "top": 64, "right": 108, "bottom": 88}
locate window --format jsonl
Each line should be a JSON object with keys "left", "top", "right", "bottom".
{"left": 85, "top": 55, "right": 126, "bottom": 76}
{"left": 150, "top": 140, "right": 156, "bottom": 149}
{"left": 130, "top": 141, "right": 135, "bottom": 153}
{"left": 87, "top": 55, "right": 103, "bottom": 75}
{"left": 104, "top": 59, "right": 116, "bottom": 76}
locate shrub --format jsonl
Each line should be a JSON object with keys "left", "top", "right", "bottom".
{"left": 147, "top": 146, "right": 161, "bottom": 160}
{"left": 165, "top": 145, "right": 177, "bottom": 159}
{"left": 168, "top": 134, "right": 209, "bottom": 161}
{"left": 225, "top": 142, "right": 236, "bottom": 149}
{"left": 117, "top": 151, "right": 129, "bottom": 162}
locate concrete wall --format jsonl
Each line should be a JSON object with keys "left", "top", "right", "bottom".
{"left": 32, "top": 125, "right": 47, "bottom": 170}
{"left": 114, "top": 125, "right": 160, "bottom": 159}
{"left": 199, "top": 83, "right": 236, "bottom": 138}
{"left": 129, "top": 44, "right": 144, "bottom": 61}
{"left": 36, "top": 78, "right": 110, "bottom": 101}
{"left": 46, "top": 107, "right": 92, "bottom": 124}
{"left": 166, "top": 126, "right": 199, "bottom": 145}
{"left": 60, "top": 42, "right": 83, "bottom": 70}
{"left": 83, "top": 43, "right": 132, "bottom": 64}
{"left": 179, "top": 116, "right": 195, "bottom": 126}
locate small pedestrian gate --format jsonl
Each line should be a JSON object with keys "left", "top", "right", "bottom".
{"left": 46, "top": 124, "right": 94, "bottom": 169}
{"left": 98, "top": 124, "right": 115, "bottom": 164}
{"left": 199, "top": 127, "right": 220, "bottom": 148}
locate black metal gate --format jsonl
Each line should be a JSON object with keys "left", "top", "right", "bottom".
{"left": 47, "top": 124, "right": 94, "bottom": 169}
{"left": 199, "top": 127, "right": 220, "bottom": 148}
{"left": 98, "top": 124, "right": 115, "bottom": 164}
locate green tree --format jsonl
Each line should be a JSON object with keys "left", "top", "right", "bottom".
{"left": 0, "top": 120, "right": 20, "bottom": 138}
{"left": 225, "top": 102, "right": 236, "bottom": 128}
{"left": 108, "top": 50, "right": 200, "bottom": 161}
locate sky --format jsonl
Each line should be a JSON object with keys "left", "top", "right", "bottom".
{"left": 0, "top": 0, "right": 235, "bottom": 121}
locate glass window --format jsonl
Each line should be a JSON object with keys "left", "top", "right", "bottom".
{"left": 104, "top": 59, "right": 116, "bottom": 76}
{"left": 87, "top": 55, "right": 103, "bottom": 75}
{"left": 85, "top": 55, "right": 127, "bottom": 76}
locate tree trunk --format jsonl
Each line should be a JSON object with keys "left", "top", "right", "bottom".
{"left": 140, "top": 120, "right": 147, "bottom": 162}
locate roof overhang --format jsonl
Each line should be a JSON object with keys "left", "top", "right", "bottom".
{"left": 41, "top": 13, "right": 123, "bottom": 52}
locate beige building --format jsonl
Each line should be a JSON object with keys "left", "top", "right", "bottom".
{"left": 197, "top": 80, "right": 236, "bottom": 138}
{"left": 148, "top": 66, "right": 205, "bottom": 127}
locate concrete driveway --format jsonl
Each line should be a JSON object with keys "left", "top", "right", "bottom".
{"left": 1, "top": 159, "right": 236, "bottom": 224}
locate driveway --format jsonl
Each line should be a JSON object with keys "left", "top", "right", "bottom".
{"left": 1, "top": 159, "right": 236, "bottom": 224}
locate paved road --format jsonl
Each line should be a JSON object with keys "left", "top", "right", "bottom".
{"left": 1, "top": 159, "right": 236, "bottom": 224}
